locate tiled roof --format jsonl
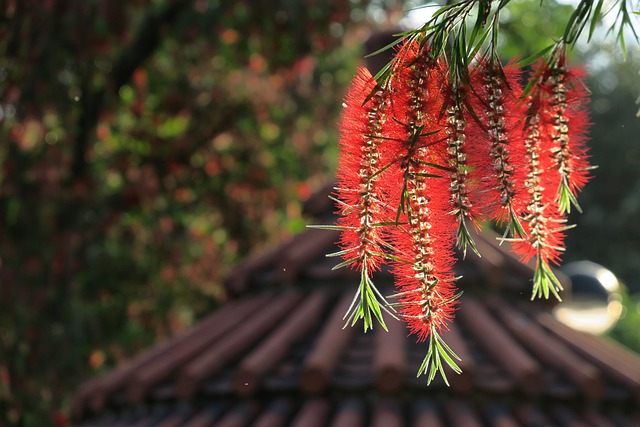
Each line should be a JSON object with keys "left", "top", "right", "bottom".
{"left": 71, "top": 191, "right": 640, "bottom": 426}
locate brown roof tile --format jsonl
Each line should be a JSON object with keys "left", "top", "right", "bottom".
{"left": 444, "top": 400, "right": 484, "bottom": 427}
{"left": 440, "top": 321, "right": 474, "bottom": 392}
{"left": 178, "top": 406, "right": 224, "bottom": 427}
{"left": 330, "top": 399, "right": 365, "bottom": 427}
{"left": 300, "top": 291, "right": 355, "bottom": 394}
{"left": 482, "top": 403, "right": 521, "bottom": 427}
{"left": 537, "top": 311, "right": 640, "bottom": 399}
{"left": 127, "top": 294, "right": 272, "bottom": 403}
{"left": 290, "top": 399, "right": 331, "bottom": 427}
{"left": 457, "top": 296, "right": 543, "bottom": 395}
{"left": 234, "top": 289, "right": 329, "bottom": 396}
{"left": 489, "top": 297, "right": 603, "bottom": 400}
{"left": 154, "top": 410, "right": 196, "bottom": 427}
{"left": 213, "top": 402, "right": 260, "bottom": 427}
{"left": 371, "top": 398, "right": 402, "bottom": 427}
{"left": 177, "top": 292, "right": 303, "bottom": 398}
{"left": 252, "top": 399, "right": 294, "bottom": 427}
{"left": 411, "top": 399, "right": 444, "bottom": 427}
{"left": 373, "top": 316, "right": 406, "bottom": 393}
{"left": 72, "top": 202, "right": 640, "bottom": 426}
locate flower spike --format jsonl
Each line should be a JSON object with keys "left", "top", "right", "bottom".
{"left": 443, "top": 91, "right": 482, "bottom": 258}
{"left": 511, "top": 88, "right": 568, "bottom": 301}
{"left": 537, "top": 46, "right": 593, "bottom": 214}
{"left": 382, "top": 38, "right": 462, "bottom": 381}
{"left": 467, "top": 58, "right": 529, "bottom": 238}
{"left": 332, "top": 66, "right": 400, "bottom": 331}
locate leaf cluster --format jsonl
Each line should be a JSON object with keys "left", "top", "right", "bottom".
{"left": 371, "top": 0, "right": 639, "bottom": 91}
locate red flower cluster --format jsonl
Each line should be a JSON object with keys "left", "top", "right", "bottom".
{"left": 332, "top": 38, "right": 591, "bottom": 378}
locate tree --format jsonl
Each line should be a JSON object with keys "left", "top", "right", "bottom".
{"left": 0, "top": 1, "right": 373, "bottom": 425}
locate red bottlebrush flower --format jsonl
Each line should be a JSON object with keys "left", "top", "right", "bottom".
{"left": 335, "top": 66, "right": 393, "bottom": 273}
{"left": 383, "top": 38, "right": 449, "bottom": 214}
{"left": 382, "top": 38, "right": 460, "bottom": 342}
{"left": 332, "top": 66, "right": 399, "bottom": 330}
{"left": 467, "top": 59, "right": 529, "bottom": 236}
{"left": 387, "top": 131, "right": 462, "bottom": 383}
{"left": 534, "top": 50, "right": 592, "bottom": 213}
{"left": 365, "top": 37, "right": 462, "bottom": 384}
{"left": 442, "top": 88, "right": 484, "bottom": 256}
{"left": 510, "top": 50, "right": 591, "bottom": 299}
{"left": 389, "top": 174, "right": 459, "bottom": 341}
{"left": 511, "top": 89, "right": 569, "bottom": 300}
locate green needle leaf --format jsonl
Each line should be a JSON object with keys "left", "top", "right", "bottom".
{"left": 456, "top": 220, "right": 480, "bottom": 259}
{"left": 517, "top": 44, "right": 555, "bottom": 69}
{"left": 365, "top": 35, "right": 405, "bottom": 59}
{"left": 557, "top": 178, "right": 582, "bottom": 214}
{"left": 588, "top": 0, "right": 605, "bottom": 41}
{"left": 306, "top": 224, "right": 354, "bottom": 231}
{"left": 331, "top": 257, "right": 359, "bottom": 271}
{"left": 531, "top": 257, "right": 563, "bottom": 301}
{"left": 343, "top": 267, "right": 396, "bottom": 332}
{"left": 507, "top": 206, "right": 527, "bottom": 240}
{"left": 417, "top": 326, "right": 462, "bottom": 386}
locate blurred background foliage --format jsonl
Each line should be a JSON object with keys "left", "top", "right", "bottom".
{"left": 0, "top": 0, "right": 639, "bottom": 425}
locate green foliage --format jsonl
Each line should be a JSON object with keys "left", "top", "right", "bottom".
{"left": 343, "top": 267, "right": 393, "bottom": 332}
{"left": 375, "top": 0, "right": 638, "bottom": 101}
{"left": 0, "top": 1, "right": 370, "bottom": 425}
{"left": 608, "top": 289, "right": 640, "bottom": 352}
{"left": 418, "top": 325, "right": 462, "bottom": 386}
